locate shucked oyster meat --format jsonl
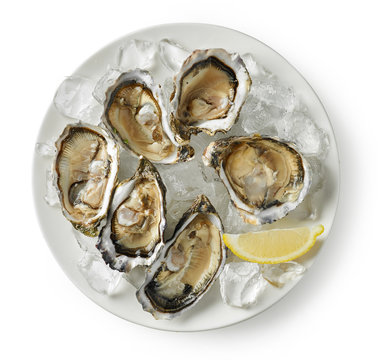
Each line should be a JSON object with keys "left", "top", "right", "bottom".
{"left": 137, "top": 195, "right": 225, "bottom": 319}
{"left": 102, "top": 69, "right": 194, "bottom": 164}
{"left": 169, "top": 48, "right": 251, "bottom": 144}
{"left": 203, "top": 135, "right": 311, "bottom": 225}
{"left": 97, "top": 157, "right": 166, "bottom": 272}
{"left": 54, "top": 123, "right": 119, "bottom": 236}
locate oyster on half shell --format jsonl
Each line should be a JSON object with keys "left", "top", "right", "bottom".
{"left": 136, "top": 195, "right": 225, "bottom": 320}
{"left": 169, "top": 49, "right": 251, "bottom": 144}
{"left": 54, "top": 123, "right": 119, "bottom": 236}
{"left": 203, "top": 135, "right": 311, "bottom": 225}
{"left": 102, "top": 69, "right": 194, "bottom": 164}
{"left": 97, "top": 157, "right": 166, "bottom": 272}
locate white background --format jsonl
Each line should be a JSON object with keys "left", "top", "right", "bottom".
{"left": 1, "top": 0, "right": 377, "bottom": 358}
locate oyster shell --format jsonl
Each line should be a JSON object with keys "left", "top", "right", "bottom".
{"left": 97, "top": 157, "right": 166, "bottom": 272}
{"left": 203, "top": 135, "right": 311, "bottom": 225}
{"left": 102, "top": 69, "right": 194, "bottom": 164}
{"left": 169, "top": 49, "right": 251, "bottom": 144}
{"left": 54, "top": 123, "right": 119, "bottom": 236}
{"left": 136, "top": 195, "right": 225, "bottom": 320}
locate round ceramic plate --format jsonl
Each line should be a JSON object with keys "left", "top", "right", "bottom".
{"left": 33, "top": 23, "right": 339, "bottom": 331}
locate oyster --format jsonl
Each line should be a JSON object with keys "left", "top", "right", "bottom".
{"left": 102, "top": 69, "right": 194, "bottom": 164}
{"left": 136, "top": 195, "right": 225, "bottom": 320}
{"left": 203, "top": 135, "right": 311, "bottom": 225}
{"left": 169, "top": 49, "right": 251, "bottom": 144}
{"left": 97, "top": 157, "right": 166, "bottom": 272}
{"left": 54, "top": 123, "right": 119, "bottom": 236}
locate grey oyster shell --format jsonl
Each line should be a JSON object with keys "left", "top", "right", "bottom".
{"left": 101, "top": 69, "right": 194, "bottom": 164}
{"left": 54, "top": 123, "right": 119, "bottom": 237}
{"left": 169, "top": 48, "right": 251, "bottom": 144}
{"left": 203, "top": 134, "right": 311, "bottom": 225}
{"left": 97, "top": 157, "right": 167, "bottom": 273}
{"left": 136, "top": 195, "right": 226, "bottom": 320}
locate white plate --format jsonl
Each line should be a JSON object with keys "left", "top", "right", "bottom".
{"left": 33, "top": 23, "right": 339, "bottom": 331}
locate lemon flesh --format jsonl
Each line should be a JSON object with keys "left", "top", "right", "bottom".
{"left": 223, "top": 225, "right": 324, "bottom": 264}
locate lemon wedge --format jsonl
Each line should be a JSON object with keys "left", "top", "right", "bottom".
{"left": 223, "top": 225, "right": 324, "bottom": 264}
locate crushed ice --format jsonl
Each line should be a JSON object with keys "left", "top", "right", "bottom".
{"left": 238, "top": 53, "right": 329, "bottom": 160}
{"left": 158, "top": 39, "right": 190, "bottom": 72}
{"left": 220, "top": 262, "right": 268, "bottom": 308}
{"left": 219, "top": 261, "right": 307, "bottom": 307}
{"left": 43, "top": 38, "right": 330, "bottom": 305}
{"left": 77, "top": 251, "right": 122, "bottom": 295}
{"left": 116, "top": 39, "right": 156, "bottom": 71}
{"left": 54, "top": 76, "right": 99, "bottom": 123}
{"left": 241, "top": 53, "right": 269, "bottom": 78}
{"left": 92, "top": 67, "right": 122, "bottom": 104}
{"left": 123, "top": 266, "right": 147, "bottom": 289}
{"left": 261, "top": 262, "right": 306, "bottom": 288}
{"left": 276, "top": 111, "right": 330, "bottom": 158}
{"left": 35, "top": 138, "right": 57, "bottom": 157}
{"left": 44, "top": 169, "right": 60, "bottom": 207}
{"left": 72, "top": 228, "right": 98, "bottom": 254}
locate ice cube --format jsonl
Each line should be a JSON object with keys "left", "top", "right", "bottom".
{"left": 72, "top": 228, "right": 98, "bottom": 254}
{"left": 54, "top": 76, "right": 96, "bottom": 120}
{"left": 191, "top": 132, "right": 214, "bottom": 155}
{"left": 238, "top": 96, "right": 285, "bottom": 136}
{"left": 123, "top": 266, "right": 147, "bottom": 289}
{"left": 306, "top": 156, "right": 325, "bottom": 194}
{"left": 220, "top": 262, "right": 268, "bottom": 308}
{"left": 158, "top": 39, "right": 190, "bottom": 72}
{"left": 225, "top": 248, "right": 246, "bottom": 264}
{"left": 166, "top": 198, "right": 194, "bottom": 223}
{"left": 77, "top": 102, "right": 103, "bottom": 125}
{"left": 276, "top": 111, "right": 330, "bottom": 158}
{"left": 204, "top": 182, "right": 228, "bottom": 213}
{"left": 260, "top": 262, "right": 306, "bottom": 288}
{"left": 222, "top": 202, "right": 259, "bottom": 234}
{"left": 162, "top": 77, "right": 174, "bottom": 110}
{"left": 286, "top": 196, "right": 318, "bottom": 221}
{"left": 92, "top": 68, "right": 122, "bottom": 104}
{"left": 35, "top": 138, "right": 57, "bottom": 157}
{"left": 164, "top": 198, "right": 194, "bottom": 239}
{"left": 158, "top": 160, "right": 204, "bottom": 201}
{"left": 198, "top": 158, "right": 221, "bottom": 184}
{"left": 117, "top": 148, "right": 139, "bottom": 181}
{"left": 77, "top": 252, "right": 122, "bottom": 295}
{"left": 116, "top": 39, "right": 156, "bottom": 71}
{"left": 44, "top": 169, "right": 60, "bottom": 207}
{"left": 240, "top": 55, "right": 330, "bottom": 159}
{"left": 250, "top": 76, "right": 297, "bottom": 112}
{"left": 241, "top": 53, "right": 269, "bottom": 78}
{"left": 158, "top": 152, "right": 229, "bottom": 238}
